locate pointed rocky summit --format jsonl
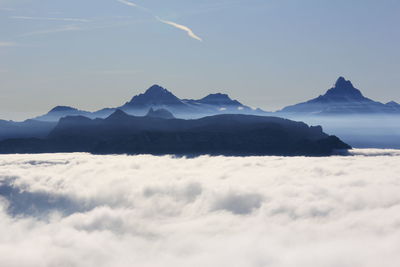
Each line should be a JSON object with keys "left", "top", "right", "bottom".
{"left": 279, "top": 77, "right": 388, "bottom": 114}
{"left": 323, "top": 77, "right": 365, "bottom": 100}
{"left": 124, "top": 85, "right": 184, "bottom": 107}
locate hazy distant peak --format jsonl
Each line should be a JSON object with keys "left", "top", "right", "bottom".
{"left": 386, "top": 101, "right": 399, "bottom": 106}
{"left": 32, "top": 106, "right": 90, "bottom": 122}
{"left": 49, "top": 106, "right": 78, "bottom": 113}
{"left": 126, "top": 84, "right": 184, "bottom": 107}
{"left": 201, "top": 93, "right": 231, "bottom": 101}
{"left": 198, "top": 93, "right": 242, "bottom": 106}
{"left": 106, "top": 109, "right": 130, "bottom": 120}
{"left": 278, "top": 77, "right": 389, "bottom": 114}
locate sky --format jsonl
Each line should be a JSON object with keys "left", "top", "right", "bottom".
{"left": 1, "top": 0, "right": 400, "bottom": 120}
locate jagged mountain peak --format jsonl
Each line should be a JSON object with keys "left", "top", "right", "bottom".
{"left": 144, "top": 84, "right": 169, "bottom": 95}
{"left": 124, "top": 85, "right": 184, "bottom": 108}
{"left": 278, "top": 77, "right": 386, "bottom": 114}
{"left": 335, "top": 76, "right": 353, "bottom": 88}
{"left": 117, "top": 84, "right": 266, "bottom": 116}
{"left": 324, "top": 77, "right": 364, "bottom": 99}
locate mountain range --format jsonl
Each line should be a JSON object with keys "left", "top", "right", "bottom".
{"left": 0, "top": 77, "right": 399, "bottom": 149}
{"left": 4, "top": 77, "right": 389, "bottom": 125}
{"left": 29, "top": 77, "right": 400, "bottom": 124}
{"left": 33, "top": 84, "right": 265, "bottom": 123}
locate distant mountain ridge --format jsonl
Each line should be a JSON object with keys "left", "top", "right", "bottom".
{"left": 31, "top": 84, "right": 265, "bottom": 122}
{"left": 30, "top": 77, "right": 400, "bottom": 123}
{"left": 119, "top": 85, "right": 264, "bottom": 117}
{"left": 279, "top": 77, "right": 400, "bottom": 115}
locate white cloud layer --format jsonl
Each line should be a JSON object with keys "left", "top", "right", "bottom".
{"left": 1, "top": 149, "right": 400, "bottom": 266}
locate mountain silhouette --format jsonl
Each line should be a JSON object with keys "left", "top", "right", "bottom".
{"left": 10, "top": 79, "right": 400, "bottom": 125}
{"left": 197, "top": 93, "right": 242, "bottom": 105}
{"left": 0, "top": 111, "right": 350, "bottom": 156}
{"left": 323, "top": 77, "right": 365, "bottom": 100}
{"left": 119, "top": 85, "right": 263, "bottom": 117}
{"left": 279, "top": 77, "right": 400, "bottom": 115}
{"left": 120, "top": 85, "right": 189, "bottom": 114}
{"left": 34, "top": 106, "right": 92, "bottom": 122}
{"left": 27, "top": 84, "right": 268, "bottom": 123}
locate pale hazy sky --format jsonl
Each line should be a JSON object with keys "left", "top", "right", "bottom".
{"left": 1, "top": 0, "right": 399, "bottom": 120}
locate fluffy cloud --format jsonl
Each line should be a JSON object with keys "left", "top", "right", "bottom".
{"left": 1, "top": 150, "right": 400, "bottom": 266}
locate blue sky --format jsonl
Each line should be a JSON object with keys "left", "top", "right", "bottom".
{"left": 1, "top": 0, "right": 399, "bottom": 120}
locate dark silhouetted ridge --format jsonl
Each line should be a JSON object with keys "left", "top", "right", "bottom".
{"left": 0, "top": 113, "right": 351, "bottom": 156}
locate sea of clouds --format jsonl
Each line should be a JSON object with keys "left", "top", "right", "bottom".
{"left": 1, "top": 150, "right": 400, "bottom": 267}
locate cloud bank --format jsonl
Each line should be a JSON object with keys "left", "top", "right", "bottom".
{"left": 1, "top": 150, "right": 400, "bottom": 266}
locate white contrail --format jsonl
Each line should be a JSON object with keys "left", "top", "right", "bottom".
{"left": 156, "top": 17, "right": 202, "bottom": 41}
{"left": 116, "top": 0, "right": 203, "bottom": 41}
{"left": 11, "top": 16, "right": 90, "bottom": 23}
{"left": 19, "top": 25, "right": 82, "bottom": 37}
{"left": 116, "top": 0, "right": 137, "bottom": 7}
